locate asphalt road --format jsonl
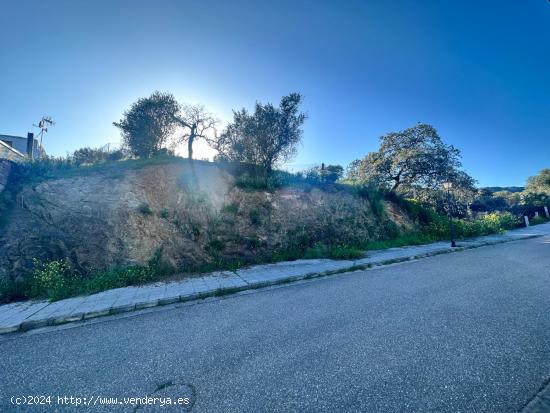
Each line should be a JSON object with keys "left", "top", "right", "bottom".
{"left": 1, "top": 236, "right": 550, "bottom": 412}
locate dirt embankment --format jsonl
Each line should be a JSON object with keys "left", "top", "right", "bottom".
{"left": 0, "top": 160, "right": 413, "bottom": 283}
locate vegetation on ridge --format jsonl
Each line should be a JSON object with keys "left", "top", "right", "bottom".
{"left": 0, "top": 91, "right": 548, "bottom": 303}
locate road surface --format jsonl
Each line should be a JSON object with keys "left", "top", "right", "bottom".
{"left": 1, "top": 236, "right": 549, "bottom": 412}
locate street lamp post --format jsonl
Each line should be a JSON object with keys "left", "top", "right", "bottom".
{"left": 442, "top": 182, "right": 456, "bottom": 248}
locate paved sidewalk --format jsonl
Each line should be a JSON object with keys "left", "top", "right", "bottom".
{"left": 1, "top": 222, "right": 549, "bottom": 334}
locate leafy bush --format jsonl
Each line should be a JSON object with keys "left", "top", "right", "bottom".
{"left": 0, "top": 278, "right": 30, "bottom": 303}
{"left": 234, "top": 173, "right": 280, "bottom": 192}
{"left": 530, "top": 215, "right": 549, "bottom": 226}
{"left": 29, "top": 259, "right": 76, "bottom": 301}
{"left": 385, "top": 195, "right": 435, "bottom": 225}
{"left": 381, "top": 220, "right": 400, "bottom": 239}
{"left": 455, "top": 212, "right": 518, "bottom": 237}
{"left": 158, "top": 208, "right": 170, "bottom": 219}
{"left": 301, "top": 243, "right": 364, "bottom": 260}
{"left": 23, "top": 254, "right": 172, "bottom": 301}
{"left": 481, "top": 212, "right": 518, "bottom": 231}
{"left": 364, "top": 232, "right": 437, "bottom": 250}
{"left": 301, "top": 243, "right": 328, "bottom": 259}
{"left": 422, "top": 212, "right": 519, "bottom": 240}
{"left": 72, "top": 147, "right": 124, "bottom": 166}
{"left": 221, "top": 203, "right": 239, "bottom": 214}
{"left": 249, "top": 208, "right": 262, "bottom": 225}
{"left": 328, "top": 245, "right": 364, "bottom": 259}
{"left": 81, "top": 266, "right": 155, "bottom": 295}
{"left": 230, "top": 165, "right": 346, "bottom": 193}
{"left": 137, "top": 202, "right": 153, "bottom": 215}
{"left": 207, "top": 239, "right": 225, "bottom": 254}
{"left": 14, "top": 148, "right": 127, "bottom": 184}
{"left": 16, "top": 156, "right": 74, "bottom": 181}
{"left": 350, "top": 184, "right": 385, "bottom": 217}
{"left": 362, "top": 211, "right": 520, "bottom": 252}
{"left": 303, "top": 164, "right": 344, "bottom": 184}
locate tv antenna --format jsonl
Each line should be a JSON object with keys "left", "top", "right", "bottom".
{"left": 33, "top": 116, "right": 55, "bottom": 150}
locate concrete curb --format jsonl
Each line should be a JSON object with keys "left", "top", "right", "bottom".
{"left": 1, "top": 229, "right": 546, "bottom": 335}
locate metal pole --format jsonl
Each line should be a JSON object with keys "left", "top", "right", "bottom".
{"left": 447, "top": 188, "right": 456, "bottom": 247}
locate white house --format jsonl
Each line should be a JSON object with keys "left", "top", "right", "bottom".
{"left": 0, "top": 134, "right": 45, "bottom": 160}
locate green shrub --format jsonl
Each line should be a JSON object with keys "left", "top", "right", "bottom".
{"left": 351, "top": 184, "right": 385, "bottom": 217}
{"left": 362, "top": 211, "right": 520, "bottom": 252}
{"left": 530, "top": 215, "right": 549, "bottom": 226}
{"left": 147, "top": 248, "right": 174, "bottom": 276}
{"left": 302, "top": 243, "right": 328, "bottom": 259}
{"left": 21, "top": 250, "right": 176, "bottom": 301}
{"left": 365, "top": 232, "right": 437, "bottom": 250}
{"left": 81, "top": 266, "right": 155, "bottom": 295}
{"left": 328, "top": 245, "right": 364, "bottom": 259}
{"left": 249, "top": 208, "right": 262, "bottom": 225}
{"left": 419, "top": 211, "right": 519, "bottom": 241}
{"left": 394, "top": 198, "right": 434, "bottom": 225}
{"left": 453, "top": 212, "right": 518, "bottom": 238}
{"left": 207, "top": 239, "right": 225, "bottom": 254}
{"left": 235, "top": 173, "right": 280, "bottom": 192}
{"left": 158, "top": 208, "right": 170, "bottom": 219}
{"left": 0, "top": 278, "right": 30, "bottom": 303}
{"left": 72, "top": 147, "right": 124, "bottom": 166}
{"left": 302, "top": 243, "right": 364, "bottom": 260}
{"left": 244, "top": 236, "right": 263, "bottom": 249}
{"left": 29, "top": 259, "right": 76, "bottom": 301}
{"left": 381, "top": 220, "right": 400, "bottom": 239}
{"left": 137, "top": 202, "right": 153, "bottom": 215}
{"left": 483, "top": 212, "right": 517, "bottom": 229}
{"left": 221, "top": 203, "right": 239, "bottom": 214}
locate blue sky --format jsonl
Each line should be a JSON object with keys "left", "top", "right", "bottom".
{"left": 1, "top": 0, "right": 548, "bottom": 186}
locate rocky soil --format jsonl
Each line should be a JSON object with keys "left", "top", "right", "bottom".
{"left": 0, "top": 160, "right": 411, "bottom": 283}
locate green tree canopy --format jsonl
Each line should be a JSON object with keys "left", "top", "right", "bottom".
{"left": 348, "top": 123, "right": 476, "bottom": 193}
{"left": 215, "top": 93, "right": 306, "bottom": 173}
{"left": 347, "top": 124, "right": 476, "bottom": 215}
{"left": 113, "top": 91, "right": 179, "bottom": 158}
{"left": 525, "top": 169, "right": 550, "bottom": 195}
{"left": 305, "top": 164, "right": 344, "bottom": 183}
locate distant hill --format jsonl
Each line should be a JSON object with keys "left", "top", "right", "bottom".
{"left": 482, "top": 186, "right": 524, "bottom": 193}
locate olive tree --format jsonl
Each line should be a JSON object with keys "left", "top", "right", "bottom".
{"left": 113, "top": 91, "right": 179, "bottom": 158}
{"left": 215, "top": 93, "right": 306, "bottom": 173}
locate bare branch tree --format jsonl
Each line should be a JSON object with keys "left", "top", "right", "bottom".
{"left": 174, "top": 104, "right": 217, "bottom": 159}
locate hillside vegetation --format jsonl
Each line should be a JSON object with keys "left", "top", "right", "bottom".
{"left": 0, "top": 157, "right": 400, "bottom": 300}
{"left": 1, "top": 91, "right": 548, "bottom": 302}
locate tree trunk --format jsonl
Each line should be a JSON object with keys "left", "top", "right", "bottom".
{"left": 391, "top": 169, "right": 403, "bottom": 191}
{"left": 391, "top": 181, "right": 400, "bottom": 191}
{"left": 188, "top": 134, "right": 195, "bottom": 160}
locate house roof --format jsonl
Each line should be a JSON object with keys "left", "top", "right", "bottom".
{"left": 0, "top": 139, "right": 25, "bottom": 159}
{"left": 0, "top": 133, "right": 47, "bottom": 159}
{"left": 0, "top": 134, "right": 32, "bottom": 142}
